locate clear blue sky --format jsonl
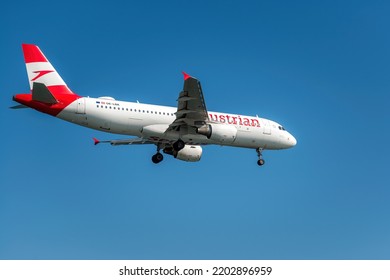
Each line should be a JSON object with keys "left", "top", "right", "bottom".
{"left": 1, "top": 0, "right": 389, "bottom": 259}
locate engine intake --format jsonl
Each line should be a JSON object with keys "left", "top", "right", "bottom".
{"left": 174, "top": 145, "right": 202, "bottom": 162}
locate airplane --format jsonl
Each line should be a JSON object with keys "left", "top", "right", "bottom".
{"left": 11, "top": 44, "right": 297, "bottom": 166}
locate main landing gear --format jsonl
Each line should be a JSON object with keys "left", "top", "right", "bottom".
{"left": 151, "top": 140, "right": 185, "bottom": 164}
{"left": 256, "top": 148, "right": 265, "bottom": 166}
{"left": 173, "top": 139, "right": 185, "bottom": 151}
{"left": 152, "top": 144, "right": 164, "bottom": 164}
{"left": 152, "top": 152, "right": 163, "bottom": 164}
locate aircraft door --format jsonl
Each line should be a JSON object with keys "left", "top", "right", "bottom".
{"left": 76, "top": 98, "right": 86, "bottom": 114}
{"left": 262, "top": 119, "right": 271, "bottom": 135}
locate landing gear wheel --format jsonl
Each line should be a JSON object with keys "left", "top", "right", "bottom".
{"left": 257, "top": 159, "right": 265, "bottom": 166}
{"left": 256, "top": 148, "right": 265, "bottom": 166}
{"left": 173, "top": 139, "right": 185, "bottom": 151}
{"left": 152, "top": 152, "right": 164, "bottom": 164}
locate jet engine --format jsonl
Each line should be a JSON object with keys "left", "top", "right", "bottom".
{"left": 196, "top": 124, "right": 237, "bottom": 143}
{"left": 174, "top": 145, "right": 202, "bottom": 162}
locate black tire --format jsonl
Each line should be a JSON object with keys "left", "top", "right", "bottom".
{"left": 257, "top": 159, "right": 265, "bottom": 166}
{"left": 173, "top": 139, "right": 185, "bottom": 151}
{"left": 155, "top": 152, "right": 163, "bottom": 162}
{"left": 152, "top": 153, "right": 163, "bottom": 164}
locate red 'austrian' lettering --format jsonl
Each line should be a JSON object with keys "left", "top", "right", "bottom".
{"left": 209, "top": 113, "right": 260, "bottom": 127}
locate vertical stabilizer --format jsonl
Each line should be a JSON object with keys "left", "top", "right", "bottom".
{"left": 22, "top": 44, "right": 75, "bottom": 95}
{"left": 13, "top": 44, "right": 80, "bottom": 116}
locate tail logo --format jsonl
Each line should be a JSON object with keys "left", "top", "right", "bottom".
{"left": 31, "top": 70, "right": 54, "bottom": 81}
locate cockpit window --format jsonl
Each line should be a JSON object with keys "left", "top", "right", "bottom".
{"left": 278, "top": 126, "right": 286, "bottom": 131}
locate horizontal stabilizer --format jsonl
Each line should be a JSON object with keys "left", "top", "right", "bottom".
{"left": 93, "top": 137, "right": 153, "bottom": 146}
{"left": 10, "top": 104, "right": 29, "bottom": 109}
{"left": 32, "top": 82, "right": 58, "bottom": 104}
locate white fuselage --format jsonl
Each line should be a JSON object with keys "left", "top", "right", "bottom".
{"left": 14, "top": 44, "right": 297, "bottom": 165}
{"left": 57, "top": 97, "right": 296, "bottom": 150}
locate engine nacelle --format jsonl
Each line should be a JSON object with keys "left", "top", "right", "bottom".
{"left": 174, "top": 145, "right": 202, "bottom": 162}
{"left": 196, "top": 124, "right": 237, "bottom": 143}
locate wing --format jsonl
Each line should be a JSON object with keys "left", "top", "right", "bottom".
{"left": 93, "top": 137, "right": 154, "bottom": 146}
{"left": 168, "top": 72, "right": 209, "bottom": 132}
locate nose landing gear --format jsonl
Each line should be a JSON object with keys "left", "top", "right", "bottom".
{"left": 256, "top": 148, "right": 265, "bottom": 166}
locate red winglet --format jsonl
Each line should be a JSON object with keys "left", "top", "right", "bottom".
{"left": 93, "top": 138, "right": 100, "bottom": 145}
{"left": 182, "top": 71, "right": 191, "bottom": 80}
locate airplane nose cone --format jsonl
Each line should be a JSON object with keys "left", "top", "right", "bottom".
{"left": 287, "top": 133, "right": 297, "bottom": 148}
{"left": 291, "top": 135, "right": 297, "bottom": 146}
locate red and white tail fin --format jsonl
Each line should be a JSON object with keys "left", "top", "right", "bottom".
{"left": 22, "top": 44, "right": 75, "bottom": 95}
